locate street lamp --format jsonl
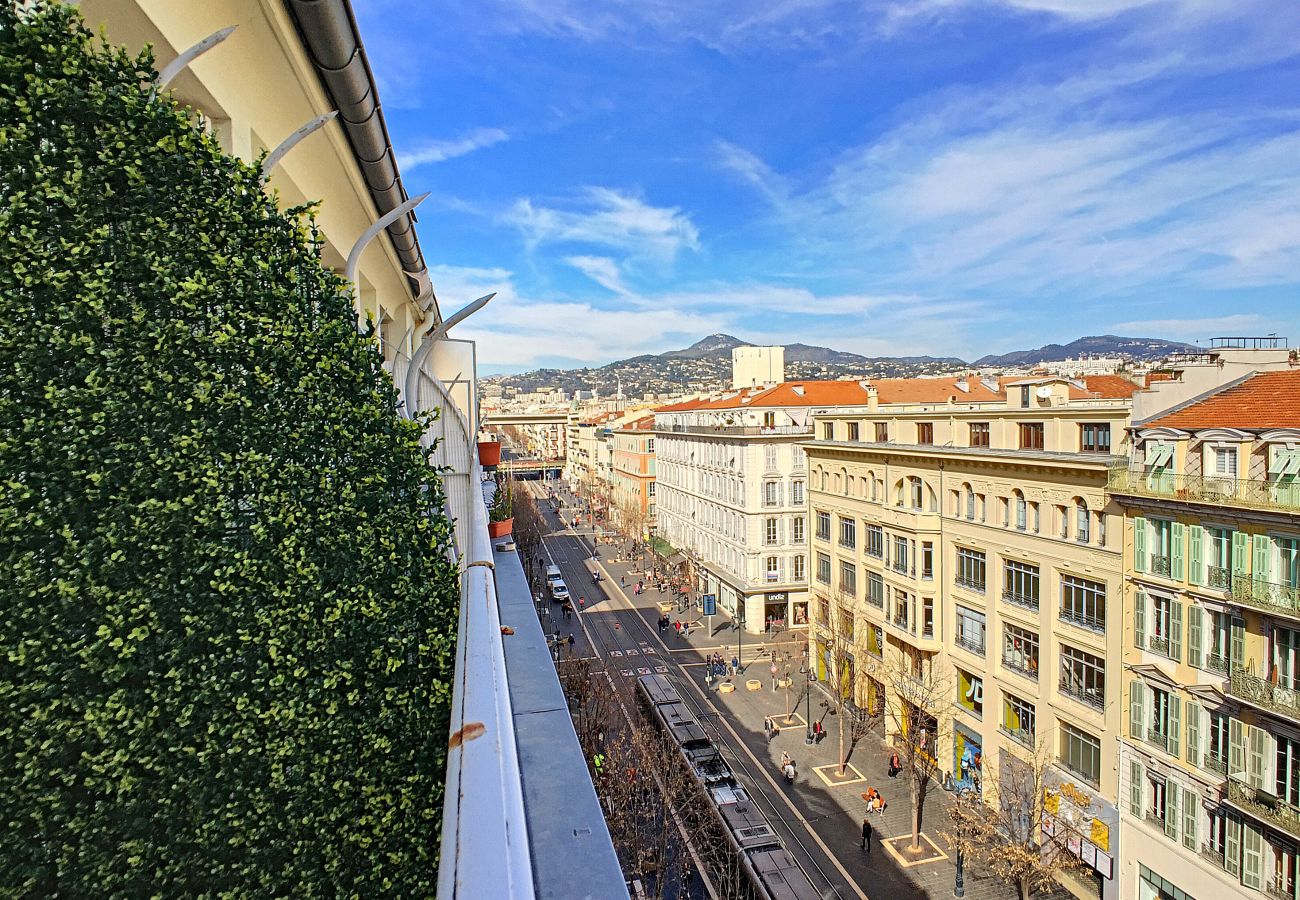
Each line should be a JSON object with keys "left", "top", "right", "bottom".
{"left": 803, "top": 648, "right": 814, "bottom": 745}
{"left": 954, "top": 846, "right": 965, "bottom": 898}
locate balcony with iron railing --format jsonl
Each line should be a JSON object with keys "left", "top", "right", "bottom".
{"left": 954, "top": 574, "right": 986, "bottom": 594}
{"left": 1148, "top": 635, "right": 1172, "bottom": 657}
{"left": 955, "top": 633, "right": 986, "bottom": 656}
{"left": 1228, "top": 779, "right": 1300, "bottom": 841}
{"left": 1059, "top": 608, "right": 1106, "bottom": 634}
{"left": 663, "top": 423, "right": 811, "bottom": 436}
{"left": 1204, "top": 652, "right": 1231, "bottom": 676}
{"left": 1150, "top": 554, "right": 1172, "bottom": 578}
{"left": 1228, "top": 669, "right": 1300, "bottom": 722}
{"left": 1233, "top": 576, "right": 1300, "bottom": 619}
{"left": 1205, "top": 752, "right": 1229, "bottom": 777}
{"left": 1207, "top": 565, "right": 1234, "bottom": 592}
{"left": 1146, "top": 727, "right": 1171, "bottom": 755}
{"left": 1002, "top": 588, "right": 1040, "bottom": 611}
{"left": 1108, "top": 465, "right": 1300, "bottom": 514}
{"left": 1059, "top": 677, "right": 1105, "bottom": 711}
{"left": 1001, "top": 653, "right": 1039, "bottom": 681}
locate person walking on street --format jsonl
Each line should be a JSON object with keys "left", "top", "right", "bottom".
{"left": 567, "top": 633, "right": 576, "bottom": 656}
{"left": 860, "top": 817, "right": 872, "bottom": 854}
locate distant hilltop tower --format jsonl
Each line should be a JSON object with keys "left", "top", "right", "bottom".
{"left": 732, "top": 345, "right": 785, "bottom": 389}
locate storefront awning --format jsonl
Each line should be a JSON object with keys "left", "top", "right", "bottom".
{"left": 665, "top": 553, "right": 686, "bottom": 568}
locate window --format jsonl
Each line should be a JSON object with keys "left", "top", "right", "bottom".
{"left": 964, "top": 484, "right": 975, "bottom": 519}
{"left": 1276, "top": 626, "right": 1300, "bottom": 691}
{"left": 1211, "top": 446, "right": 1238, "bottom": 478}
{"left": 867, "top": 572, "right": 885, "bottom": 608}
{"left": 1060, "top": 723, "right": 1102, "bottom": 785}
{"left": 816, "top": 552, "right": 831, "bottom": 584}
{"left": 839, "top": 560, "right": 857, "bottom": 596}
{"left": 1003, "top": 694, "right": 1036, "bottom": 746}
{"left": 957, "top": 669, "right": 984, "bottom": 717}
{"left": 865, "top": 524, "right": 884, "bottom": 558}
{"left": 765, "top": 517, "right": 779, "bottom": 545}
{"left": 791, "top": 481, "right": 805, "bottom": 505}
{"left": 1060, "top": 644, "right": 1105, "bottom": 708}
{"left": 763, "top": 480, "right": 781, "bottom": 507}
{"left": 1279, "top": 734, "right": 1300, "bottom": 808}
{"left": 766, "top": 556, "right": 780, "bottom": 580}
{"left": 1076, "top": 500, "right": 1090, "bottom": 543}
{"left": 1080, "top": 423, "right": 1111, "bottom": 453}
{"left": 648, "top": 482, "right": 656, "bottom": 496}
{"left": 815, "top": 511, "right": 831, "bottom": 541}
{"left": 921, "top": 541, "right": 934, "bottom": 580}
{"left": 917, "top": 422, "right": 934, "bottom": 445}
{"left": 762, "top": 411, "right": 776, "bottom": 428}
{"left": 764, "top": 444, "right": 779, "bottom": 471}
{"left": 969, "top": 422, "right": 990, "bottom": 448}
{"left": 874, "top": 422, "right": 888, "bottom": 442}
{"left": 646, "top": 439, "right": 654, "bottom": 453}
{"left": 1020, "top": 385, "right": 1032, "bottom": 408}
{"left": 847, "top": 422, "right": 860, "bottom": 442}
{"left": 892, "top": 535, "right": 913, "bottom": 575}
{"left": 792, "top": 516, "right": 805, "bottom": 543}
{"left": 1061, "top": 575, "right": 1106, "bottom": 631}
{"left": 955, "top": 605, "right": 986, "bottom": 654}
{"left": 793, "top": 555, "right": 806, "bottom": 581}
{"left": 1014, "top": 492, "right": 1027, "bottom": 530}
{"left": 866, "top": 624, "right": 884, "bottom": 658}
{"left": 892, "top": 588, "right": 911, "bottom": 631}
{"left": 1205, "top": 709, "right": 1229, "bottom": 772}
{"left": 956, "top": 548, "right": 986, "bottom": 591}
{"left": 822, "top": 422, "right": 834, "bottom": 441}
{"left": 909, "top": 477, "right": 923, "bottom": 510}
{"left": 1019, "top": 422, "right": 1045, "bottom": 450}
{"left": 1138, "top": 865, "right": 1196, "bottom": 900}
{"left": 1004, "top": 560, "right": 1040, "bottom": 609}
{"left": 1002, "top": 623, "right": 1039, "bottom": 679}
{"left": 839, "top": 516, "right": 856, "bottom": 549}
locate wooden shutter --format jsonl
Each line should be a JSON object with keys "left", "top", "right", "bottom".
{"left": 1254, "top": 534, "right": 1272, "bottom": 587}
{"left": 1247, "top": 725, "right": 1270, "bottom": 789}
{"left": 1172, "top": 522, "right": 1185, "bottom": 581}
{"left": 1182, "top": 786, "right": 1198, "bottom": 851}
{"left": 1188, "top": 605, "right": 1203, "bottom": 669}
{"left": 1230, "top": 717, "right": 1245, "bottom": 778}
{"left": 1231, "top": 617, "right": 1246, "bottom": 670}
{"left": 1243, "top": 821, "right": 1264, "bottom": 889}
{"left": 1233, "top": 530, "right": 1248, "bottom": 576}
{"left": 1189, "top": 525, "right": 1204, "bottom": 585}
{"left": 1129, "top": 760, "right": 1143, "bottom": 816}
{"left": 1167, "top": 695, "right": 1180, "bottom": 757}
{"left": 1164, "top": 782, "right": 1179, "bottom": 839}
{"left": 1135, "top": 590, "right": 1146, "bottom": 650}
{"left": 1170, "top": 602, "right": 1184, "bottom": 661}
{"left": 1185, "top": 700, "right": 1201, "bottom": 767}
{"left": 1130, "top": 681, "right": 1146, "bottom": 742}
{"left": 1135, "top": 516, "right": 1148, "bottom": 573}
{"left": 1225, "top": 814, "right": 1241, "bottom": 877}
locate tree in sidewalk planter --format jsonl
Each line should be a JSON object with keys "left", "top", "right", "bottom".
{"left": 811, "top": 599, "right": 882, "bottom": 776}
{"left": 881, "top": 647, "right": 954, "bottom": 853}
{"left": 0, "top": 5, "right": 459, "bottom": 896}
{"left": 941, "top": 741, "right": 1086, "bottom": 900}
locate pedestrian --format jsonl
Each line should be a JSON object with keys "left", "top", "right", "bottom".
{"left": 620, "top": 574, "right": 626, "bottom": 587}
{"left": 783, "top": 761, "right": 796, "bottom": 784}
{"left": 567, "top": 633, "right": 576, "bottom": 655}
{"left": 888, "top": 750, "right": 901, "bottom": 778}
{"left": 674, "top": 620, "right": 681, "bottom": 636}
{"left": 578, "top": 596, "right": 586, "bottom": 611}
{"left": 860, "top": 817, "right": 873, "bottom": 854}
{"left": 763, "top": 716, "right": 772, "bottom": 739}
{"left": 731, "top": 655, "right": 740, "bottom": 676}
{"left": 682, "top": 621, "right": 689, "bottom": 639}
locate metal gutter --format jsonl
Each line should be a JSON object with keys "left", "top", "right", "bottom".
{"left": 281, "top": 0, "right": 435, "bottom": 318}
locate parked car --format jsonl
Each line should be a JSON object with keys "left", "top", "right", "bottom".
{"left": 545, "top": 564, "right": 563, "bottom": 586}
{"left": 550, "top": 581, "right": 570, "bottom": 601}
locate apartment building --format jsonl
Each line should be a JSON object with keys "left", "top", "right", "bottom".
{"left": 612, "top": 416, "right": 656, "bottom": 536}
{"left": 655, "top": 382, "right": 869, "bottom": 632}
{"left": 1110, "top": 364, "right": 1300, "bottom": 900}
{"left": 806, "top": 374, "right": 1142, "bottom": 900}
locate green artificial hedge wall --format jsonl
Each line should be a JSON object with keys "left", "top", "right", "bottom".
{"left": 0, "top": 4, "right": 460, "bottom": 895}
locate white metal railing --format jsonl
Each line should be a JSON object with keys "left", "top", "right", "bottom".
{"left": 398, "top": 339, "right": 534, "bottom": 898}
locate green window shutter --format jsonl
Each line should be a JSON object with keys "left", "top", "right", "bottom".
{"left": 1164, "top": 782, "right": 1179, "bottom": 839}
{"left": 1231, "top": 617, "right": 1246, "bottom": 670}
{"left": 1130, "top": 681, "right": 1146, "bottom": 741}
{"left": 1254, "top": 534, "right": 1272, "bottom": 586}
{"left": 1135, "top": 590, "right": 1146, "bottom": 650}
{"left": 1248, "top": 726, "right": 1269, "bottom": 789}
{"left": 1170, "top": 602, "right": 1184, "bottom": 661}
{"left": 1233, "top": 530, "right": 1248, "bottom": 576}
{"left": 1135, "top": 516, "right": 1148, "bottom": 572}
{"left": 1243, "top": 822, "right": 1264, "bottom": 889}
{"left": 1230, "top": 717, "right": 1245, "bottom": 777}
{"left": 1172, "top": 522, "right": 1185, "bottom": 581}
{"left": 1188, "top": 605, "right": 1203, "bottom": 669}
{"left": 1182, "top": 786, "right": 1198, "bottom": 851}
{"left": 1189, "top": 525, "right": 1204, "bottom": 585}
{"left": 1167, "top": 695, "right": 1180, "bottom": 757}
{"left": 1185, "top": 700, "right": 1201, "bottom": 767}
{"left": 1129, "top": 760, "right": 1144, "bottom": 816}
{"left": 1226, "top": 815, "right": 1242, "bottom": 877}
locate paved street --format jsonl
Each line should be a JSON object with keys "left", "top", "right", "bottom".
{"left": 524, "top": 478, "right": 1030, "bottom": 900}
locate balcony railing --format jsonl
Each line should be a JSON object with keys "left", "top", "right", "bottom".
{"left": 1205, "top": 752, "right": 1229, "bottom": 776}
{"left": 1000, "top": 725, "right": 1035, "bottom": 748}
{"left": 1207, "top": 565, "right": 1234, "bottom": 591}
{"left": 1002, "top": 654, "right": 1039, "bottom": 681}
{"left": 1002, "top": 588, "right": 1039, "bottom": 611}
{"left": 1059, "top": 609, "right": 1106, "bottom": 633}
{"left": 1146, "top": 728, "right": 1171, "bottom": 755}
{"left": 866, "top": 590, "right": 885, "bottom": 609}
{"left": 1148, "top": 635, "right": 1172, "bottom": 656}
{"left": 1059, "top": 678, "right": 1105, "bottom": 711}
{"left": 1233, "top": 577, "right": 1300, "bottom": 619}
{"left": 1205, "top": 652, "right": 1231, "bottom": 676}
{"left": 1151, "top": 554, "right": 1172, "bottom": 578}
{"left": 1108, "top": 465, "right": 1300, "bottom": 514}
{"left": 954, "top": 575, "right": 986, "bottom": 593}
{"left": 1228, "top": 780, "right": 1300, "bottom": 841}
{"left": 665, "top": 423, "right": 811, "bottom": 436}
{"left": 1229, "top": 670, "right": 1300, "bottom": 721}
{"left": 955, "top": 634, "right": 986, "bottom": 656}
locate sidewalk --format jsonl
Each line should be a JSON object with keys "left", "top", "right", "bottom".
{"left": 585, "top": 532, "right": 1026, "bottom": 900}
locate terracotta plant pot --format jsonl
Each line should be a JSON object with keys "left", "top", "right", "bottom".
{"left": 487, "top": 517, "right": 513, "bottom": 538}
{"left": 477, "top": 441, "right": 501, "bottom": 468}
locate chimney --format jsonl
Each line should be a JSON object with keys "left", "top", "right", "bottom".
{"left": 954, "top": 378, "right": 970, "bottom": 393}
{"left": 792, "top": 385, "right": 805, "bottom": 397}
{"left": 867, "top": 384, "right": 879, "bottom": 411}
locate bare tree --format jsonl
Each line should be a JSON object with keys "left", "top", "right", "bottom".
{"left": 880, "top": 644, "right": 953, "bottom": 853}
{"left": 942, "top": 740, "right": 1086, "bottom": 900}
{"left": 811, "top": 596, "right": 881, "bottom": 775}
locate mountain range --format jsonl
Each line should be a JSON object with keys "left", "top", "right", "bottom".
{"left": 483, "top": 333, "right": 1197, "bottom": 398}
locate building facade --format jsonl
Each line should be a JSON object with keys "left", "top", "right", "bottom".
{"left": 1111, "top": 366, "right": 1300, "bottom": 900}
{"left": 612, "top": 416, "right": 656, "bottom": 536}
{"left": 806, "top": 374, "right": 1142, "bottom": 900}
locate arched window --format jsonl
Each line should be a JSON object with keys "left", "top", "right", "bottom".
{"left": 1013, "top": 489, "right": 1027, "bottom": 531}
{"left": 1075, "top": 498, "right": 1090, "bottom": 543}
{"left": 894, "top": 479, "right": 905, "bottom": 507}
{"left": 963, "top": 483, "right": 974, "bottom": 520}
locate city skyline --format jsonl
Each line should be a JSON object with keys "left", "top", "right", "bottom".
{"left": 356, "top": 0, "right": 1300, "bottom": 374}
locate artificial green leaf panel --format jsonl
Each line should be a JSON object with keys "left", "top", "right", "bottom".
{"left": 0, "top": 4, "right": 460, "bottom": 896}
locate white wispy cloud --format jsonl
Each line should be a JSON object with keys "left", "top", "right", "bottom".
{"left": 502, "top": 187, "right": 701, "bottom": 262}
{"left": 565, "top": 255, "right": 628, "bottom": 294}
{"left": 396, "top": 127, "right": 509, "bottom": 171}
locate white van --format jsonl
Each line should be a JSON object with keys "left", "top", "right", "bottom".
{"left": 550, "top": 580, "right": 570, "bottom": 601}
{"left": 545, "top": 565, "right": 563, "bottom": 585}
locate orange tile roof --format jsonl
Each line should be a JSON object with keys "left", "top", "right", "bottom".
{"left": 1144, "top": 370, "right": 1300, "bottom": 430}
{"left": 616, "top": 415, "right": 656, "bottom": 431}
{"left": 1071, "top": 375, "right": 1144, "bottom": 400}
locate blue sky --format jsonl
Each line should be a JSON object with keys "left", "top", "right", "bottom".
{"left": 353, "top": 0, "right": 1300, "bottom": 375}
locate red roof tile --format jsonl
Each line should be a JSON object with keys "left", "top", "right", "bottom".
{"left": 1144, "top": 370, "right": 1300, "bottom": 430}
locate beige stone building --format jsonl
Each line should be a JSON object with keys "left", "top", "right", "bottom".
{"left": 806, "top": 373, "right": 1142, "bottom": 900}
{"left": 1110, "top": 361, "right": 1300, "bottom": 900}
